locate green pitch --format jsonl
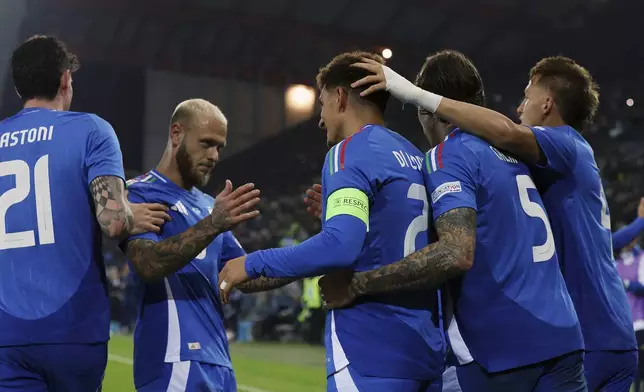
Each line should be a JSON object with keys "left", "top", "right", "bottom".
{"left": 103, "top": 335, "right": 326, "bottom": 392}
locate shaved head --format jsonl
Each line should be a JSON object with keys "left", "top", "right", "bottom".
{"left": 170, "top": 98, "right": 227, "bottom": 129}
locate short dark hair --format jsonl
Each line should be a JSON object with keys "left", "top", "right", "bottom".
{"left": 316, "top": 51, "right": 389, "bottom": 113}
{"left": 12, "top": 35, "right": 80, "bottom": 102}
{"left": 530, "top": 56, "right": 599, "bottom": 131}
{"left": 415, "top": 50, "right": 485, "bottom": 107}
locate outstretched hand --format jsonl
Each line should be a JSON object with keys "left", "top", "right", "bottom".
{"left": 210, "top": 180, "right": 261, "bottom": 232}
{"left": 319, "top": 270, "right": 357, "bottom": 309}
{"left": 218, "top": 255, "right": 249, "bottom": 304}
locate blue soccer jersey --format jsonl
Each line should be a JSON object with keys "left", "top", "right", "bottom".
{"left": 425, "top": 130, "right": 583, "bottom": 373}
{"left": 125, "top": 170, "right": 242, "bottom": 388}
{"left": 321, "top": 126, "right": 444, "bottom": 380}
{"left": 0, "top": 107, "right": 123, "bottom": 346}
{"left": 244, "top": 125, "right": 445, "bottom": 382}
{"left": 529, "top": 125, "right": 636, "bottom": 352}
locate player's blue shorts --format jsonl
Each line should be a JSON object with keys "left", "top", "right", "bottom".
{"left": 327, "top": 364, "right": 438, "bottom": 392}
{"left": 137, "top": 361, "right": 236, "bottom": 392}
{"left": 451, "top": 350, "right": 587, "bottom": 392}
{"left": 0, "top": 342, "right": 107, "bottom": 392}
{"left": 584, "top": 350, "right": 637, "bottom": 392}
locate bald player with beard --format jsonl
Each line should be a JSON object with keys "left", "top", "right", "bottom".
{"left": 122, "top": 99, "right": 291, "bottom": 392}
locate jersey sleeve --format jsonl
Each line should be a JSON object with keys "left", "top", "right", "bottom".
{"left": 124, "top": 185, "right": 161, "bottom": 243}
{"left": 530, "top": 126, "right": 576, "bottom": 174}
{"left": 322, "top": 135, "right": 380, "bottom": 229}
{"left": 424, "top": 139, "right": 479, "bottom": 221}
{"left": 220, "top": 232, "right": 246, "bottom": 265}
{"left": 85, "top": 115, "right": 125, "bottom": 185}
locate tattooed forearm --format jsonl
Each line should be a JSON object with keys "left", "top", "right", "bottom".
{"left": 125, "top": 217, "right": 222, "bottom": 282}
{"left": 350, "top": 208, "right": 476, "bottom": 296}
{"left": 236, "top": 278, "right": 296, "bottom": 293}
{"left": 90, "top": 176, "right": 133, "bottom": 240}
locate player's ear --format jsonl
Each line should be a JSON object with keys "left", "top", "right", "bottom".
{"left": 337, "top": 87, "right": 349, "bottom": 112}
{"left": 542, "top": 96, "right": 554, "bottom": 116}
{"left": 60, "top": 70, "right": 72, "bottom": 93}
{"left": 169, "top": 123, "right": 184, "bottom": 147}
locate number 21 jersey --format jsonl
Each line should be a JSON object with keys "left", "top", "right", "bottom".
{"left": 0, "top": 108, "right": 124, "bottom": 346}
{"left": 425, "top": 130, "right": 583, "bottom": 373}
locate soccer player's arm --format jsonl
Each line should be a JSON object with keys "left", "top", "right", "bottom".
{"left": 624, "top": 280, "right": 644, "bottom": 296}
{"left": 123, "top": 189, "right": 225, "bottom": 283}
{"left": 348, "top": 142, "right": 477, "bottom": 295}
{"left": 85, "top": 115, "right": 132, "bottom": 241}
{"left": 243, "top": 142, "right": 372, "bottom": 279}
{"left": 411, "top": 92, "right": 548, "bottom": 165}
{"left": 219, "top": 232, "right": 295, "bottom": 293}
{"left": 612, "top": 201, "right": 644, "bottom": 251}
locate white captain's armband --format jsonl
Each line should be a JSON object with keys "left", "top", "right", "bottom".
{"left": 325, "top": 188, "right": 369, "bottom": 228}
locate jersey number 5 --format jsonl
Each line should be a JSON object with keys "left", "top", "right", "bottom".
{"left": 404, "top": 183, "right": 429, "bottom": 256}
{"left": 516, "top": 175, "right": 555, "bottom": 263}
{"left": 0, "top": 157, "right": 55, "bottom": 250}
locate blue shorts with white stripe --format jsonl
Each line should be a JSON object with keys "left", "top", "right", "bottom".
{"left": 136, "top": 361, "right": 236, "bottom": 392}
{"left": 327, "top": 364, "right": 440, "bottom": 392}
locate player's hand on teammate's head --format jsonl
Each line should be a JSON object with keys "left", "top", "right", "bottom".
{"left": 304, "top": 183, "right": 323, "bottom": 220}
{"left": 638, "top": 197, "right": 644, "bottom": 219}
{"left": 350, "top": 58, "right": 419, "bottom": 104}
{"left": 218, "top": 255, "right": 249, "bottom": 304}
{"left": 319, "top": 270, "right": 357, "bottom": 309}
{"left": 211, "top": 180, "right": 261, "bottom": 231}
{"left": 129, "top": 202, "right": 171, "bottom": 235}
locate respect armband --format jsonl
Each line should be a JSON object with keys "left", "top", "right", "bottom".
{"left": 325, "top": 188, "right": 369, "bottom": 228}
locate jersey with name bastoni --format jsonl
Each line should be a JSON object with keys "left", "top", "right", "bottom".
{"left": 425, "top": 130, "right": 583, "bottom": 373}
{"left": 0, "top": 107, "right": 124, "bottom": 346}
{"left": 529, "top": 125, "right": 636, "bottom": 352}
{"left": 125, "top": 170, "right": 244, "bottom": 388}
{"left": 322, "top": 125, "right": 445, "bottom": 381}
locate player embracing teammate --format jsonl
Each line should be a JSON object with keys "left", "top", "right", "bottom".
{"left": 320, "top": 51, "right": 637, "bottom": 391}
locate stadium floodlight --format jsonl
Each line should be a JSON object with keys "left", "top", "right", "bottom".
{"left": 286, "top": 84, "right": 315, "bottom": 112}
{"left": 382, "top": 48, "right": 393, "bottom": 59}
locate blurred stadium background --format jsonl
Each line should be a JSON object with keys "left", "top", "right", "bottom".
{"left": 1, "top": 0, "right": 642, "bottom": 390}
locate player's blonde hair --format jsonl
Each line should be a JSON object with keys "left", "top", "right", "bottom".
{"left": 170, "top": 98, "right": 227, "bottom": 129}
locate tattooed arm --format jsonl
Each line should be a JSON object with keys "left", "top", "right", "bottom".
{"left": 350, "top": 207, "right": 476, "bottom": 296}
{"left": 125, "top": 181, "right": 261, "bottom": 283}
{"left": 90, "top": 175, "right": 133, "bottom": 241}
{"left": 125, "top": 216, "right": 221, "bottom": 283}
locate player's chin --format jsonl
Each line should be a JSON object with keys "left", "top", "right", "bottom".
{"left": 198, "top": 174, "right": 211, "bottom": 187}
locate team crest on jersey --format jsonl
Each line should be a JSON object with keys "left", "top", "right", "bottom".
{"left": 431, "top": 181, "right": 462, "bottom": 204}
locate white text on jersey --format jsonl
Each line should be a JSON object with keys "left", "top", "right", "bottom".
{"left": 0, "top": 126, "right": 54, "bottom": 149}
{"left": 489, "top": 146, "right": 519, "bottom": 164}
{"left": 392, "top": 150, "right": 424, "bottom": 171}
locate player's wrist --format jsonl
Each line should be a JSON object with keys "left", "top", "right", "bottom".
{"left": 244, "top": 252, "right": 262, "bottom": 279}
{"left": 413, "top": 88, "right": 443, "bottom": 113}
